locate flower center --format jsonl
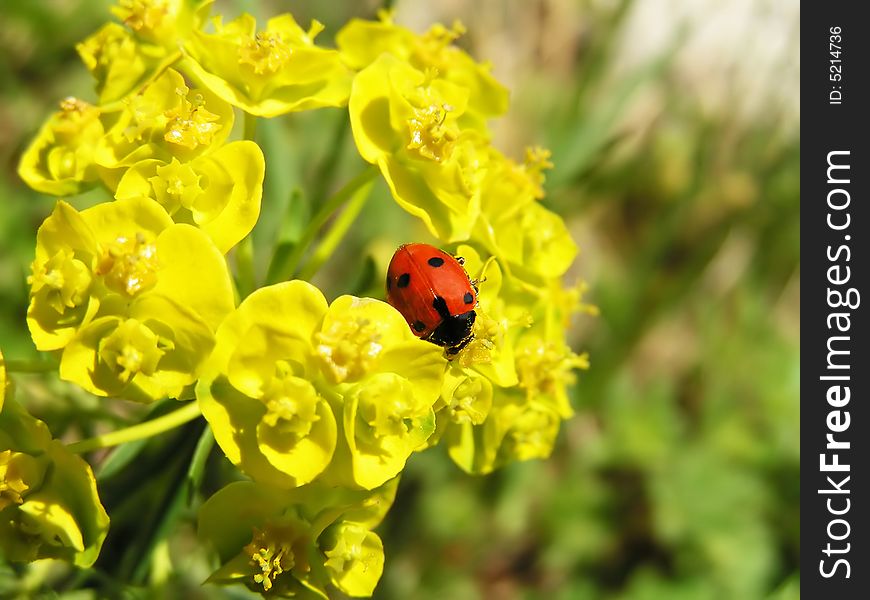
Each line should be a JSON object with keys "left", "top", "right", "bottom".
{"left": 406, "top": 101, "right": 457, "bottom": 162}
{"left": 354, "top": 373, "right": 422, "bottom": 441}
{"left": 96, "top": 232, "right": 159, "bottom": 296}
{"left": 28, "top": 249, "right": 93, "bottom": 314}
{"left": 456, "top": 311, "right": 502, "bottom": 367}
{"left": 98, "top": 318, "right": 170, "bottom": 380}
{"left": 164, "top": 91, "right": 222, "bottom": 150}
{"left": 0, "top": 451, "right": 45, "bottom": 511}
{"left": 260, "top": 370, "right": 321, "bottom": 438}
{"left": 150, "top": 158, "right": 203, "bottom": 212}
{"left": 243, "top": 521, "right": 306, "bottom": 592}
{"left": 239, "top": 31, "right": 293, "bottom": 75}
{"left": 517, "top": 340, "right": 588, "bottom": 400}
{"left": 446, "top": 377, "right": 489, "bottom": 425}
{"left": 113, "top": 0, "right": 170, "bottom": 37}
{"left": 53, "top": 97, "right": 101, "bottom": 144}
{"left": 315, "top": 317, "right": 382, "bottom": 384}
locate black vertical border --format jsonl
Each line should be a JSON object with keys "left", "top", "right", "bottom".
{"left": 802, "top": 3, "right": 869, "bottom": 597}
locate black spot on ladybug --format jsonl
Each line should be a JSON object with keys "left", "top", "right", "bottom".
{"left": 413, "top": 320, "right": 427, "bottom": 332}
{"left": 463, "top": 292, "right": 474, "bottom": 304}
{"left": 427, "top": 256, "right": 445, "bottom": 267}
{"left": 397, "top": 273, "right": 411, "bottom": 288}
{"left": 432, "top": 296, "right": 451, "bottom": 319}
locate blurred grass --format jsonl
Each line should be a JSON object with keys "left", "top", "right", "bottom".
{"left": 0, "top": 0, "right": 798, "bottom": 598}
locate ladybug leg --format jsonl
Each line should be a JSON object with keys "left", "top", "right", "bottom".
{"left": 445, "top": 334, "right": 474, "bottom": 358}
{"left": 454, "top": 255, "right": 465, "bottom": 266}
{"left": 469, "top": 275, "right": 487, "bottom": 292}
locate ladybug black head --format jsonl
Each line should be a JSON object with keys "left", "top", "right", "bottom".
{"left": 426, "top": 310, "right": 475, "bottom": 357}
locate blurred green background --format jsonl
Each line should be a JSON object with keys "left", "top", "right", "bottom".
{"left": 0, "top": 0, "right": 799, "bottom": 598}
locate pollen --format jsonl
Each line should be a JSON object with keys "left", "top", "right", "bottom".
{"left": 113, "top": 0, "right": 170, "bottom": 36}
{"left": 244, "top": 522, "right": 303, "bottom": 592}
{"left": 164, "top": 92, "right": 222, "bottom": 149}
{"left": 315, "top": 317, "right": 383, "bottom": 384}
{"left": 54, "top": 97, "right": 100, "bottom": 141}
{"left": 238, "top": 31, "right": 293, "bottom": 75}
{"left": 406, "top": 101, "right": 457, "bottom": 162}
{"left": 95, "top": 231, "right": 159, "bottom": 296}
{"left": 59, "top": 96, "right": 92, "bottom": 117}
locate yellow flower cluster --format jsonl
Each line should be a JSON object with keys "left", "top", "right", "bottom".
{"left": 1, "top": 390, "right": 109, "bottom": 567}
{"left": 7, "top": 2, "right": 590, "bottom": 597}
{"left": 342, "top": 13, "right": 590, "bottom": 474}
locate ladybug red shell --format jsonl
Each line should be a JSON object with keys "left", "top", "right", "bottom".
{"left": 386, "top": 243, "right": 477, "bottom": 356}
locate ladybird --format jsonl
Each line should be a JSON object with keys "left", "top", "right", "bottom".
{"left": 386, "top": 243, "right": 478, "bottom": 356}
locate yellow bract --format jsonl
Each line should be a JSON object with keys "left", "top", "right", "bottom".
{"left": 0, "top": 400, "right": 109, "bottom": 567}
{"left": 198, "top": 479, "right": 394, "bottom": 597}
{"left": 27, "top": 198, "right": 233, "bottom": 402}
{"left": 337, "top": 13, "right": 509, "bottom": 126}
{"left": 18, "top": 98, "right": 104, "bottom": 196}
{"left": 183, "top": 13, "right": 353, "bottom": 117}
{"left": 115, "top": 140, "right": 265, "bottom": 253}
{"left": 197, "top": 281, "right": 445, "bottom": 491}
{"left": 95, "top": 68, "right": 234, "bottom": 189}
{"left": 349, "top": 54, "right": 487, "bottom": 242}
{"left": 112, "top": 0, "right": 211, "bottom": 46}
{"left": 429, "top": 245, "right": 590, "bottom": 475}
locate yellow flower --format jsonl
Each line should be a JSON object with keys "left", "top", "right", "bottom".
{"left": 337, "top": 12, "right": 509, "bottom": 127}
{"left": 197, "top": 281, "right": 445, "bottom": 490}
{"left": 349, "top": 54, "right": 489, "bottom": 242}
{"left": 198, "top": 479, "right": 395, "bottom": 597}
{"left": 474, "top": 148, "right": 577, "bottom": 279}
{"left": 111, "top": 0, "right": 211, "bottom": 47}
{"left": 115, "top": 140, "right": 265, "bottom": 253}
{"left": 18, "top": 97, "right": 104, "bottom": 196}
{"left": 95, "top": 68, "right": 234, "bottom": 190}
{"left": 427, "top": 245, "right": 589, "bottom": 474}
{"left": 182, "top": 13, "right": 353, "bottom": 117}
{"left": 27, "top": 197, "right": 234, "bottom": 402}
{"left": 77, "top": 23, "right": 150, "bottom": 103}
{"left": 0, "top": 399, "right": 109, "bottom": 567}
{"left": 321, "top": 522, "right": 384, "bottom": 597}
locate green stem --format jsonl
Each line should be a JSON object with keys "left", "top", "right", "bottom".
{"left": 235, "top": 234, "right": 256, "bottom": 298}
{"left": 2, "top": 358, "right": 58, "bottom": 373}
{"left": 298, "top": 177, "right": 374, "bottom": 281}
{"left": 308, "top": 115, "right": 350, "bottom": 209}
{"left": 186, "top": 426, "right": 215, "bottom": 504}
{"left": 66, "top": 401, "right": 202, "bottom": 454}
{"left": 270, "top": 165, "right": 379, "bottom": 283}
{"left": 244, "top": 111, "right": 258, "bottom": 141}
